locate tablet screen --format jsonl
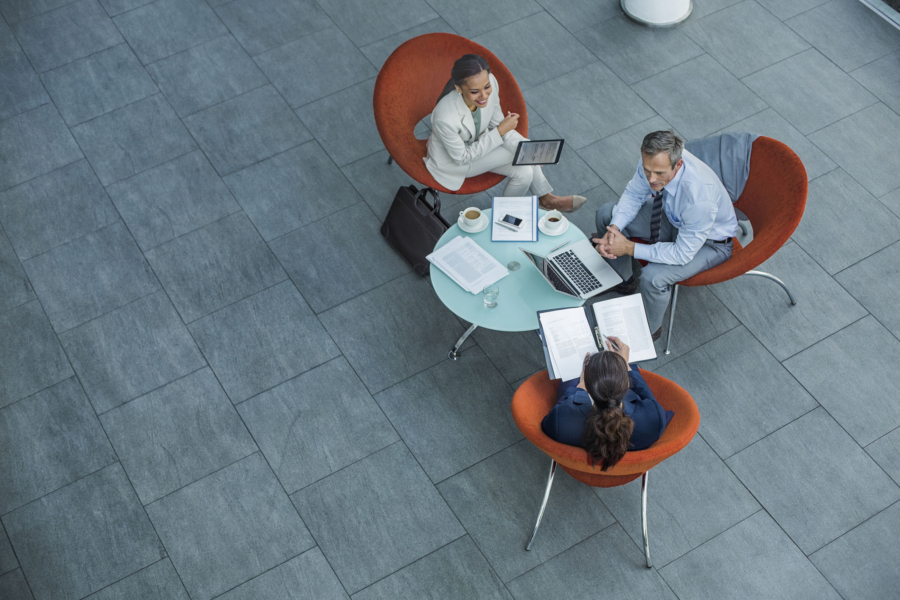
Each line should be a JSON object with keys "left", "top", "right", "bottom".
{"left": 512, "top": 139, "right": 565, "bottom": 165}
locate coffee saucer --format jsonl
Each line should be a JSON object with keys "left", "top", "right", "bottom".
{"left": 538, "top": 215, "right": 569, "bottom": 236}
{"left": 458, "top": 213, "right": 488, "bottom": 233}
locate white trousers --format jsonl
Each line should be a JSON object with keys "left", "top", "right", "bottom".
{"left": 464, "top": 132, "right": 553, "bottom": 197}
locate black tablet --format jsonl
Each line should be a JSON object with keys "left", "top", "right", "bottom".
{"left": 512, "top": 139, "right": 565, "bottom": 165}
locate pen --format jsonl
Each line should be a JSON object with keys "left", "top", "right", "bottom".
{"left": 549, "top": 240, "right": 571, "bottom": 253}
{"left": 600, "top": 332, "right": 619, "bottom": 352}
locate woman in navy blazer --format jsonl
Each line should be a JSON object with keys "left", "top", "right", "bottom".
{"left": 542, "top": 337, "right": 673, "bottom": 470}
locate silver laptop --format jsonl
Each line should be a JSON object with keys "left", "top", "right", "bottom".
{"left": 520, "top": 239, "right": 622, "bottom": 300}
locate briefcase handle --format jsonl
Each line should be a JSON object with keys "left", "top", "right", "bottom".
{"left": 414, "top": 187, "right": 442, "bottom": 216}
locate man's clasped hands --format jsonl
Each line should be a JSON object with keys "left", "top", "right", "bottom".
{"left": 592, "top": 225, "right": 636, "bottom": 260}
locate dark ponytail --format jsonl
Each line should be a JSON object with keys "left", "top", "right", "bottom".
{"left": 436, "top": 54, "right": 491, "bottom": 106}
{"left": 582, "top": 352, "right": 634, "bottom": 470}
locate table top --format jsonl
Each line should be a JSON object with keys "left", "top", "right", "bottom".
{"left": 431, "top": 208, "right": 586, "bottom": 332}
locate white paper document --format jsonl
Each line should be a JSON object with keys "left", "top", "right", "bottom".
{"left": 592, "top": 294, "right": 657, "bottom": 362}
{"left": 491, "top": 196, "right": 538, "bottom": 242}
{"left": 538, "top": 308, "right": 599, "bottom": 381}
{"left": 427, "top": 236, "right": 508, "bottom": 294}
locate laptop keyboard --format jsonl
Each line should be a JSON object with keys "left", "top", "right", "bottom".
{"left": 553, "top": 250, "right": 601, "bottom": 293}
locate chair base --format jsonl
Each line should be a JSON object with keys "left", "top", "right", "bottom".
{"left": 448, "top": 323, "right": 477, "bottom": 360}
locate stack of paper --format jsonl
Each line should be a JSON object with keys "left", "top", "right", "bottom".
{"left": 538, "top": 308, "right": 599, "bottom": 381}
{"left": 491, "top": 196, "right": 538, "bottom": 242}
{"left": 427, "top": 236, "right": 508, "bottom": 294}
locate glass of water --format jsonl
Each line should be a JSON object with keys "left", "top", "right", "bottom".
{"left": 483, "top": 284, "right": 499, "bottom": 308}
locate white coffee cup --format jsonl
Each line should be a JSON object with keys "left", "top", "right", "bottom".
{"left": 459, "top": 207, "right": 483, "bottom": 228}
{"left": 544, "top": 210, "right": 564, "bottom": 231}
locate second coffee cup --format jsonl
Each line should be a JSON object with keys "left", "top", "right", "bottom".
{"left": 460, "top": 207, "right": 483, "bottom": 228}
{"left": 545, "top": 210, "right": 564, "bottom": 231}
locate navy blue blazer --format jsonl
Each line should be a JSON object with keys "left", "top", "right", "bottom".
{"left": 541, "top": 365, "right": 673, "bottom": 451}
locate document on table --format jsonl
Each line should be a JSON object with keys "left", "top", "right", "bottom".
{"left": 592, "top": 294, "right": 657, "bottom": 362}
{"left": 491, "top": 196, "right": 538, "bottom": 242}
{"left": 427, "top": 235, "right": 508, "bottom": 294}
{"left": 538, "top": 307, "right": 599, "bottom": 381}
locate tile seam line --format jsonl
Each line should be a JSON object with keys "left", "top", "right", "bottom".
{"left": 864, "top": 422, "right": 900, "bottom": 450}
{"left": 310, "top": 0, "right": 439, "bottom": 52}
{"left": 0, "top": 458, "right": 119, "bottom": 519}
{"left": 58, "top": 555, "right": 173, "bottom": 600}
{"left": 807, "top": 496, "right": 900, "bottom": 562}
{"left": 262, "top": 198, "right": 366, "bottom": 248}
{"left": 140, "top": 450, "right": 261, "bottom": 509}
{"left": 0, "top": 0, "right": 81, "bottom": 27}
{"left": 419, "top": 0, "right": 542, "bottom": 42}
{"left": 357, "top": 15, "right": 461, "bottom": 72}
{"left": 205, "top": 545, "right": 330, "bottom": 599}
{"left": 91, "top": 364, "right": 209, "bottom": 418}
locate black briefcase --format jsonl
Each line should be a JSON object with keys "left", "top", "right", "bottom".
{"left": 380, "top": 186, "right": 450, "bottom": 277}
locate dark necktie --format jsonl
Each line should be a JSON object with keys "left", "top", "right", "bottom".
{"left": 648, "top": 190, "right": 664, "bottom": 244}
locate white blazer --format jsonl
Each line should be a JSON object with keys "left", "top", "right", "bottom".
{"left": 425, "top": 72, "right": 506, "bottom": 191}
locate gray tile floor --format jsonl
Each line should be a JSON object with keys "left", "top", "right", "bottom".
{"left": 0, "top": 0, "right": 899, "bottom": 597}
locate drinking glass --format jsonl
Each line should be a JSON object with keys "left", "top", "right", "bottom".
{"left": 483, "top": 284, "right": 499, "bottom": 308}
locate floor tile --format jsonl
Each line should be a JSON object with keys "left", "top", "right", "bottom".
{"left": 755, "top": 0, "right": 829, "bottom": 19}
{"left": 426, "top": 0, "right": 542, "bottom": 38}
{"left": 0, "top": 53, "right": 49, "bottom": 121}
{"left": 0, "top": 524, "right": 16, "bottom": 575}
{"left": 216, "top": 548, "right": 348, "bottom": 600}
{"left": 850, "top": 50, "right": 900, "bottom": 114}
{"left": 793, "top": 169, "right": 900, "bottom": 274}
{"left": 59, "top": 290, "right": 205, "bottom": 413}
{"left": 237, "top": 357, "right": 397, "bottom": 493}
{"left": 656, "top": 327, "right": 816, "bottom": 458}
{"left": 809, "top": 103, "right": 900, "bottom": 197}
{"left": 0, "top": 569, "right": 32, "bottom": 600}
{"left": 469, "top": 327, "right": 546, "bottom": 384}
{"left": 727, "top": 407, "right": 900, "bottom": 554}
{"left": 0, "top": 20, "right": 17, "bottom": 58}
{"left": 506, "top": 525, "right": 676, "bottom": 600}
{"left": 106, "top": 150, "right": 241, "bottom": 251}
{"left": 145, "top": 212, "right": 286, "bottom": 323}
{"left": 295, "top": 79, "right": 381, "bottom": 167}
{"left": 632, "top": 54, "right": 767, "bottom": 140}
{"left": 0, "top": 301, "right": 72, "bottom": 408}
{"left": 534, "top": 0, "right": 619, "bottom": 32}
{"left": 146, "top": 453, "right": 313, "bottom": 600}
{"left": 0, "top": 0, "right": 75, "bottom": 24}
{"left": 353, "top": 536, "right": 510, "bottom": 600}
{"left": 97, "top": 0, "right": 154, "bottom": 17}
{"left": 146, "top": 35, "right": 268, "bottom": 118}
{"left": 40, "top": 43, "right": 156, "bottom": 126}
{"left": 375, "top": 347, "right": 520, "bottom": 483}
{"left": 575, "top": 15, "right": 704, "bottom": 85}
{"left": 3, "top": 463, "right": 162, "bottom": 600}
{"left": 882, "top": 187, "right": 900, "bottom": 219}
{"left": 834, "top": 241, "right": 900, "bottom": 337}
{"left": 0, "top": 104, "right": 82, "bottom": 192}
{"left": 683, "top": 0, "right": 809, "bottom": 78}
{"left": 269, "top": 202, "right": 410, "bottom": 313}
{"left": 472, "top": 12, "right": 598, "bottom": 90}
{"left": 184, "top": 85, "right": 312, "bottom": 176}
{"left": 596, "top": 434, "right": 760, "bottom": 567}
{"left": 224, "top": 141, "right": 362, "bottom": 241}
{"left": 112, "top": 0, "right": 227, "bottom": 64}
{"left": 867, "top": 427, "right": 900, "bottom": 485}
{"left": 23, "top": 221, "right": 159, "bottom": 332}
{"left": 0, "top": 176, "right": 79, "bottom": 251}
{"left": 690, "top": 0, "right": 744, "bottom": 18}
{"left": 189, "top": 281, "right": 340, "bottom": 403}
{"left": 0, "top": 378, "right": 115, "bottom": 514}
{"left": 71, "top": 94, "right": 196, "bottom": 186}
{"left": 255, "top": 28, "right": 375, "bottom": 109}
{"left": 291, "top": 443, "right": 464, "bottom": 594}
{"left": 214, "top": 0, "right": 332, "bottom": 56}
{"left": 785, "top": 316, "right": 900, "bottom": 446}
{"left": 13, "top": 0, "right": 122, "bottom": 72}
{"left": 359, "top": 17, "right": 457, "bottom": 69}
{"left": 437, "top": 441, "right": 614, "bottom": 582}
{"left": 786, "top": 0, "right": 900, "bottom": 72}
{"left": 0, "top": 226, "right": 34, "bottom": 313}
{"left": 660, "top": 511, "right": 841, "bottom": 600}
{"left": 743, "top": 49, "right": 877, "bottom": 135}
{"left": 710, "top": 242, "right": 867, "bottom": 360}
{"left": 714, "top": 108, "right": 836, "bottom": 181}
{"left": 576, "top": 115, "right": 673, "bottom": 195}
{"left": 525, "top": 62, "right": 654, "bottom": 149}
{"left": 100, "top": 368, "right": 257, "bottom": 504}
{"left": 551, "top": 180, "right": 619, "bottom": 243}
{"left": 318, "top": 273, "right": 468, "bottom": 393}
{"left": 83, "top": 559, "right": 189, "bottom": 600}
{"left": 314, "top": 0, "right": 437, "bottom": 47}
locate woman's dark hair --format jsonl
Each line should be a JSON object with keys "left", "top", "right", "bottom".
{"left": 582, "top": 351, "right": 634, "bottom": 471}
{"left": 436, "top": 54, "right": 491, "bottom": 106}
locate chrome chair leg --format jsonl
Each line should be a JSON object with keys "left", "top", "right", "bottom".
{"left": 448, "top": 323, "right": 477, "bottom": 360}
{"left": 526, "top": 460, "right": 557, "bottom": 551}
{"left": 664, "top": 284, "right": 679, "bottom": 355}
{"left": 641, "top": 471, "right": 652, "bottom": 568}
{"left": 744, "top": 270, "right": 797, "bottom": 305}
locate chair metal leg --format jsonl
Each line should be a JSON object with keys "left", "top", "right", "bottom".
{"left": 664, "top": 284, "right": 679, "bottom": 355}
{"left": 525, "top": 460, "right": 557, "bottom": 551}
{"left": 448, "top": 323, "right": 477, "bottom": 360}
{"left": 744, "top": 270, "right": 797, "bottom": 305}
{"left": 387, "top": 155, "right": 393, "bottom": 165}
{"left": 641, "top": 471, "right": 652, "bottom": 568}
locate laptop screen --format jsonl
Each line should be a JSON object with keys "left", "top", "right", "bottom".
{"left": 519, "top": 249, "right": 578, "bottom": 297}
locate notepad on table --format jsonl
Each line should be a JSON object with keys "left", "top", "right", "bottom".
{"left": 427, "top": 235, "right": 508, "bottom": 294}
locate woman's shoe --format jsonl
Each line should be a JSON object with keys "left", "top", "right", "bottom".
{"left": 539, "top": 194, "right": 587, "bottom": 213}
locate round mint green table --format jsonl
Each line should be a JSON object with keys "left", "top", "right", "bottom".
{"left": 432, "top": 208, "right": 586, "bottom": 359}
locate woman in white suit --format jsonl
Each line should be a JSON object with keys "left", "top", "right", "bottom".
{"left": 424, "top": 54, "right": 585, "bottom": 212}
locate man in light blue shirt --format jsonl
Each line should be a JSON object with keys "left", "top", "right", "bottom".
{"left": 594, "top": 130, "right": 737, "bottom": 338}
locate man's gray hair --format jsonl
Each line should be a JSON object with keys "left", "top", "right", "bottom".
{"left": 641, "top": 130, "right": 684, "bottom": 167}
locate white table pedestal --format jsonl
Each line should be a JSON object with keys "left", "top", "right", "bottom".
{"left": 621, "top": 0, "right": 693, "bottom": 27}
